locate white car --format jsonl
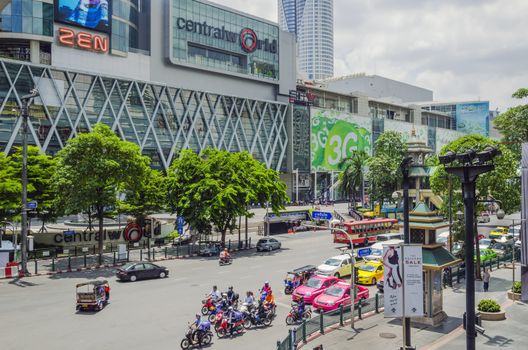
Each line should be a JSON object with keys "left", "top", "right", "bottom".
{"left": 317, "top": 254, "right": 353, "bottom": 278}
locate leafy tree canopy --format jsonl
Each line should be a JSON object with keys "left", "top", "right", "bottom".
{"left": 0, "top": 152, "right": 20, "bottom": 221}
{"left": 167, "top": 148, "right": 289, "bottom": 243}
{"left": 430, "top": 134, "right": 520, "bottom": 215}
{"left": 493, "top": 88, "right": 528, "bottom": 159}
{"left": 52, "top": 124, "right": 150, "bottom": 263}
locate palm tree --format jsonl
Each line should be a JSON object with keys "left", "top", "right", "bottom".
{"left": 337, "top": 151, "right": 369, "bottom": 208}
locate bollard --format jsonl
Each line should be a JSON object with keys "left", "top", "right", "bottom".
{"left": 165, "top": 246, "right": 168, "bottom": 259}
{"left": 276, "top": 340, "right": 281, "bottom": 349}
{"left": 291, "top": 328, "right": 297, "bottom": 350}
{"left": 74, "top": 246, "right": 78, "bottom": 256}
{"left": 52, "top": 257, "right": 55, "bottom": 272}
{"left": 228, "top": 240, "right": 231, "bottom": 250}
{"left": 34, "top": 259, "right": 38, "bottom": 274}
{"left": 457, "top": 268, "right": 461, "bottom": 283}
{"left": 319, "top": 312, "right": 324, "bottom": 334}
{"left": 358, "top": 299, "right": 363, "bottom": 319}
{"left": 302, "top": 320, "right": 307, "bottom": 342}
{"left": 127, "top": 250, "right": 130, "bottom": 262}
{"left": 375, "top": 293, "right": 379, "bottom": 313}
{"left": 339, "top": 305, "right": 344, "bottom": 325}
{"left": 188, "top": 244, "right": 191, "bottom": 255}
{"left": 68, "top": 256, "right": 71, "bottom": 270}
{"left": 83, "top": 254, "right": 87, "bottom": 268}
{"left": 153, "top": 248, "right": 156, "bottom": 261}
{"left": 496, "top": 257, "right": 500, "bottom": 270}
{"left": 140, "top": 249, "right": 143, "bottom": 261}
{"left": 249, "top": 237, "right": 251, "bottom": 248}
{"left": 113, "top": 251, "right": 116, "bottom": 265}
{"left": 93, "top": 245, "right": 96, "bottom": 255}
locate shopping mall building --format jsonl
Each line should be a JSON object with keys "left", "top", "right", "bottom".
{"left": 0, "top": 1, "right": 489, "bottom": 201}
{"left": 0, "top": 0, "right": 296, "bottom": 172}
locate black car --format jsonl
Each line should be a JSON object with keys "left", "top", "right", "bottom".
{"left": 377, "top": 277, "right": 384, "bottom": 293}
{"left": 116, "top": 262, "right": 169, "bottom": 282}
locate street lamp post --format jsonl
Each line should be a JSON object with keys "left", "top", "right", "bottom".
{"left": 400, "top": 156, "right": 413, "bottom": 349}
{"left": 19, "top": 89, "right": 39, "bottom": 275}
{"left": 439, "top": 147, "right": 500, "bottom": 350}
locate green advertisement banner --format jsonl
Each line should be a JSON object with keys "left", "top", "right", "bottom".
{"left": 311, "top": 109, "right": 372, "bottom": 171}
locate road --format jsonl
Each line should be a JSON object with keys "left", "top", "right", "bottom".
{"left": 0, "top": 230, "right": 377, "bottom": 350}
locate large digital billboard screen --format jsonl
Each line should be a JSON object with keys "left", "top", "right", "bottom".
{"left": 456, "top": 102, "right": 489, "bottom": 136}
{"left": 55, "top": 0, "right": 112, "bottom": 34}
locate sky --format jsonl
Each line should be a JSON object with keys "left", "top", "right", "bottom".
{"left": 212, "top": 0, "right": 528, "bottom": 111}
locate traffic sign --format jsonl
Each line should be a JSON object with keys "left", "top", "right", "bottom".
{"left": 357, "top": 248, "right": 372, "bottom": 257}
{"left": 177, "top": 216, "right": 185, "bottom": 226}
{"left": 311, "top": 211, "right": 333, "bottom": 220}
{"left": 27, "top": 201, "right": 38, "bottom": 210}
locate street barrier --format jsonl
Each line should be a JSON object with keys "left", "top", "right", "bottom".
{"left": 0, "top": 263, "right": 19, "bottom": 279}
{"left": 277, "top": 294, "right": 384, "bottom": 350}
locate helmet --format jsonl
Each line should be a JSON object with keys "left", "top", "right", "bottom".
{"left": 264, "top": 281, "right": 269, "bottom": 285}
{"left": 228, "top": 306, "right": 233, "bottom": 311}
{"left": 195, "top": 314, "right": 201, "bottom": 318}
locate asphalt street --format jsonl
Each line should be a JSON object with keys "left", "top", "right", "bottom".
{"left": 0, "top": 230, "right": 377, "bottom": 350}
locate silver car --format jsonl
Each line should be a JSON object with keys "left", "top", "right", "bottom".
{"left": 256, "top": 238, "right": 281, "bottom": 252}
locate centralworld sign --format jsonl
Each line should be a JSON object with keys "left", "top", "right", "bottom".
{"left": 175, "top": 17, "right": 278, "bottom": 54}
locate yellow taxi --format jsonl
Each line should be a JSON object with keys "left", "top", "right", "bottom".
{"left": 489, "top": 227, "right": 509, "bottom": 240}
{"left": 356, "top": 261, "right": 384, "bottom": 285}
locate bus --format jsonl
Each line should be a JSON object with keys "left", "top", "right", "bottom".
{"left": 332, "top": 218, "right": 398, "bottom": 247}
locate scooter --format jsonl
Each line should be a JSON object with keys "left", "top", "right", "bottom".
{"left": 285, "top": 304, "right": 312, "bottom": 325}
{"left": 243, "top": 308, "right": 273, "bottom": 329}
{"left": 201, "top": 296, "right": 216, "bottom": 315}
{"left": 216, "top": 314, "right": 245, "bottom": 338}
{"left": 180, "top": 325, "right": 213, "bottom": 349}
{"left": 219, "top": 257, "right": 233, "bottom": 266}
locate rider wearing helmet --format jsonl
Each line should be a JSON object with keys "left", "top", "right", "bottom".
{"left": 261, "top": 281, "right": 272, "bottom": 295}
{"left": 219, "top": 248, "right": 231, "bottom": 263}
{"left": 191, "top": 314, "right": 205, "bottom": 343}
{"left": 297, "top": 296, "right": 305, "bottom": 318}
{"left": 226, "top": 286, "right": 237, "bottom": 306}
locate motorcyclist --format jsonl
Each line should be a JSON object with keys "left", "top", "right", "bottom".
{"left": 226, "top": 286, "right": 237, "bottom": 306}
{"left": 208, "top": 285, "right": 221, "bottom": 302}
{"left": 226, "top": 306, "right": 236, "bottom": 335}
{"left": 296, "top": 297, "right": 306, "bottom": 319}
{"left": 255, "top": 300, "right": 267, "bottom": 322}
{"left": 261, "top": 281, "right": 272, "bottom": 296}
{"left": 190, "top": 314, "right": 205, "bottom": 344}
{"left": 244, "top": 291, "right": 255, "bottom": 305}
{"left": 219, "top": 248, "right": 231, "bottom": 263}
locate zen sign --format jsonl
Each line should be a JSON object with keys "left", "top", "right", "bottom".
{"left": 58, "top": 27, "right": 108, "bottom": 54}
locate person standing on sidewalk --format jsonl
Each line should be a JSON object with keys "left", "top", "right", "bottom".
{"left": 483, "top": 269, "right": 491, "bottom": 292}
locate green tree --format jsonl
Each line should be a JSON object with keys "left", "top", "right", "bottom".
{"left": 52, "top": 124, "right": 150, "bottom": 265}
{"left": 167, "top": 148, "right": 289, "bottom": 244}
{"left": 337, "top": 150, "right": 369, "bottom": 208}
{"left": 118, "top": 168, "right": 167, "bottom": 226}
{"left": 366, "top": 131, "right": 407, "bottom": 207}
{"left": 430, "top": 134, "right": 520, "bottom": 215}
{"left": 9, "top": 146, "right": 58, "bottom": 231}
{"left": 493, "top": 88, "right": 528, "bottom": 159}
{"left": 0, "top": 152, "right": 20, "bottom": 221}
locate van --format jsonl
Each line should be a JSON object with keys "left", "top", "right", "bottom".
{"left": 376, "top": 233, "right": 404, "bottom": 242}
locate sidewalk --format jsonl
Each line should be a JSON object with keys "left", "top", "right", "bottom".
{"left": 305, "top": 266, "right": 526, "bottom": 350}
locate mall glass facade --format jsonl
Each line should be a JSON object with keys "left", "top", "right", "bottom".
{"left": 0, "top": 0, "right": 53, "bottom": 37}
{"left": 0, "top": 59, "right": 289, "bottom": 171}
{"left": 170, "top": 0, "right": 279, "bottom": 80}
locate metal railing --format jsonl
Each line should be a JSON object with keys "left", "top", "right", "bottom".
{"left": 277, "top": 294, "right": 384, "bottom": 350}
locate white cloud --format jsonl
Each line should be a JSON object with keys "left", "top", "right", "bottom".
{"left": 214, "top": 0, "right": 528, "bottom": 111}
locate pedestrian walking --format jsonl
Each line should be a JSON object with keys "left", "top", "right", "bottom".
{"left": 483, "top": 269, "right": 491, "bottom": 292}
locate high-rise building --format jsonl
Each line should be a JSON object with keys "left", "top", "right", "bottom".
{"left": 278, "top": 0, "right": 334, "bottom": 80}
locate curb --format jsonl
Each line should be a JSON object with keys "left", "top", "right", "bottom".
{"left": 297, "top": 308, "right": 383, "bottom": 349}
{"left": 0, "top": 246, "right": 253, "bottom": 280}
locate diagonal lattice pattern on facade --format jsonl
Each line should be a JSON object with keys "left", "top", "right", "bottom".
{"left": 0, "top": 59, "right": 289, "bottom": 171}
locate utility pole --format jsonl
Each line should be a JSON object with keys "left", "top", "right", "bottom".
{"left": 19, "top": 89, "right": 39, "bottom": 276}
{"left": 400, "top": 157, "right": 413, "bottom": 349}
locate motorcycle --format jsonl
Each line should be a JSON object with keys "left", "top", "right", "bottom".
{"left": 219, "top": 257, "right": 233, "bottom": 266}
{"left": 222, "top": 292, "right": 239, "bottom": 309}
{"left": 285, "top": 305, "right": 312, "bottom": 325}
{"left": 208, "top": 303, "right": 225, "bottom": 323}
{"left": 180, "top": 325, "right": 213, "bottom": 349}
{"left": 201, "top": 296, "right": 216, "bottom": 315}
{"left": 243, "top": 308, "right": 273, "bottom": 329}
{"left": 215, "top": 316, "right": 245, "bottom": 338}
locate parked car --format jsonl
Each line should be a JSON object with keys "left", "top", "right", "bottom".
{"left": 116, "top": 262, "right": 169, "bottom": 282}
{"left": 478, "top": 238, "right": 494, "bottom": 251}
{"left": 490, "top": 241, "right": 519, "bottom": 258}
{"left": 317, "top": 254, "right": 353, "bottom": 278}
{"left": 292, "top": 275, "right": 339, "bottom": 304}
{"left": 477, "top": 213, "right": 490, "bottom": 223}
{"left": 199, "top": 243, "right": 221, "bottom": 257}
{"left": 312, "top": 282, "right": 369, "bottom": 312}
{"left": 256, "top": 238, "right": 281, "bottom": 252}
{"left": 356, "top": 261, "right": 384, "bottom": 285}
{"left": 475, "top": 249, "right": 497, "bottom": 263}
{"left": 377, "top": 276, "right": 384, "bottom": 293}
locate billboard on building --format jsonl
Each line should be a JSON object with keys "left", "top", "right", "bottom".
{"left": 383, "top": 119, "right": 428, "bottom": 143}
{"left": 435, "top": 128, "right": 466, "bottom": 153}
{"left": 456, "top": 102, "right": 489, "bottom": 136}
{"left": 169, "top": 0, "right": 279, "bottom": 80}
{"left": 292, "top": 105, "right": 311, "bottom": 171}
{"left": 311, "top": 109, "right": 372, "bottom": 171}
{"left": 55, "top": 0, "right": 112, "bottom": 33}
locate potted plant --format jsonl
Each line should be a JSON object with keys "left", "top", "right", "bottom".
{"left": 477, "top": 299, "right": 505, "bottom": 321}
{"left": 507, "top": 282, "right": 522, "bottom": 301}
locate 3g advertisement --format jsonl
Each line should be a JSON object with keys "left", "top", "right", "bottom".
{"left": 311, "top": 109, "right": 372, "bottom": 172}
{"left": 55, "top": 0, "right": 112, "bottom": 33}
